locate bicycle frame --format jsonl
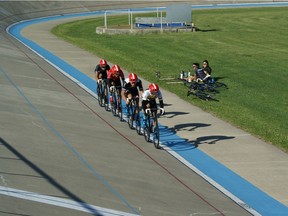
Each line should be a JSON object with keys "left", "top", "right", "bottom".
{"left": 184, "top": 81, "right": 218, "bottom": 101}
{"left": 126, "top": 97, "right": 141, "bottom": 134}
{"left": 97, "top": 79, "right": 108, "bottom": 109}
{"left": 110, "top": 86, "right": 123, "bottom": 120}
{"left": 143, "top": 108, "right": 161, "bottom": 149}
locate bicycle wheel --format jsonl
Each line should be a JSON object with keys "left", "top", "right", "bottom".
{"left": 197, "top": 91, "right": 218, "bottom": 101}
{"left": 118, "top": 101, "right": 123, "bottom": 121}
{"left": 127, "top": 105, "right": 134, "bottom": 129}
{"left": 135, "top": 115, "right": 142, "bottom": 135}
{"left": 214, "top": 81, "right": 228, "bottom": 89}
{"left": 104, "top": 102, "right": 109, "bottom": 111}
{"left": 143, "top": 117, "right": 151, "bottom": 142}
{"left": 97, "top": 85, "right": 103, "bottom": 107}
{"left": 144, "top": 127, "right": 150, "bottom": 142}
{"left": 111, "top": 94, "right": 117, "bottom": 116}
{"left": 153, "top": 125, "right": 160, "bottom": 149}
{"left": 104, "top": 90, "right": 109, "bottom": 111}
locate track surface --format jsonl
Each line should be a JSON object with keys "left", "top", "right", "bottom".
{"left": 1, "top": 1, "right": 287, "bottom": 216}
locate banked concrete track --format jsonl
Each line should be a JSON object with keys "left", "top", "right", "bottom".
{"left": 0, "top": 1, "right": 287, "bottom": 216}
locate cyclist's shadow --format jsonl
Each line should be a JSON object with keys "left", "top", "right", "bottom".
{"left": 162, "top": 135, "right": 235, "bottom": 151}
{"left": 160, "top": 124, "right": 235, "bottom": 150}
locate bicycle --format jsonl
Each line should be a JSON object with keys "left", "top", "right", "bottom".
{"left": 143, "top": 108, "right": 163, "bottom": 149}
{"left": 96, "top": 79, "right": 109, "bottom": 110}
{"left": 126, "top": 97, "right": 141, "bottom": 134}
{"left": 184, "top": 80, "right": 218, "bottom": 101}
{"left": 109, "top": 85, "right": 123, "bottom": 121}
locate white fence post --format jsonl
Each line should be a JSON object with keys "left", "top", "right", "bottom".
{"left": 104, "top": 11, "right": 107, "bottom": 29}
{"left": 130, "top": 11, "right": 133, "bottom": 29}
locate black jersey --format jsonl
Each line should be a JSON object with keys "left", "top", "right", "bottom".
{"left": 94, "top": 64, "right": 110, "bottom": 79}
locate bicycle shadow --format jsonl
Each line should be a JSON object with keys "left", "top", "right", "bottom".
{"left": 159, "top": 125, "right": 235, "bottom": 150}
{"left": 163, "top": 103, "right": 172, "bottom": 107}
{"left": 162, "top": 135, "right": 235, "bottom": 151}
{"left": 162, "top": 137, "right": 197, "bottom": 151}
{"left": 174, "top": 123, "right": 211, "bottom": 132}
{"left": 162, "top": 123, "right": 210, "bottom": 134}
{"left": 164, "top": 111, "right": 190, "bottom": 119}
{"left": 193, "top": 135, "right": 235, "bottom": 148}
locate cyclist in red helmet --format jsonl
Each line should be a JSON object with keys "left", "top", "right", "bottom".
{"left": 94, "top": 59, "right": 110, "bottom": 82}
{"left": 107, "top": 65, "right": 125, "bottom": 111}
{"left": 121, "top": 73, "right": 144, "bottom": 113}
{"left": 107, "top": 64, "right": 124, "bottom": 88}
{"left": 142, "top": 83, "right": 165, "bottom": 118}
{"left": 94, "top": 59, "right": 110, "bottom": 104}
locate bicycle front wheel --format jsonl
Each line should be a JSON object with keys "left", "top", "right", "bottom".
{"left": 97, "top": 85, "right": 103, "bottom": 107}
{"left": 153, "top": 125, "right": 160, "bottom": 149}
{"left": 135, "top": 115, "right": 141, "bottom": 135}
{"left": 144, "top": 127, "right": 150, "bottom": 142}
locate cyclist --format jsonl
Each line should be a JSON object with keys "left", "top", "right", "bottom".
{"left": 121, "top": 73, "right": 144, "bottom": 114}
{"left": 141, "top": 83, "right": 165, "bottom": 130}
{"left": 94, "top": 59, "right": 110, "bottom": 104}
{"left": 107, "top": 64, "right": 125, "bottom": 112}
{"left": 94, "top": 59, "right": 110, "bottom": 82}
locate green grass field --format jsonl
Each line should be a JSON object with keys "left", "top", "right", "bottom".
{"left": 51, "top": 7, "right": 288, "bottom": 152}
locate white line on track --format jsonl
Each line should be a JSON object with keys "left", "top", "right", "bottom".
{"left": 0, "top": 186, "right": 139, "bottom": 216}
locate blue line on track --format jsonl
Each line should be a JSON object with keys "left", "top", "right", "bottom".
{"left": 7, "top": 3, "right": 288, "bottom": 216}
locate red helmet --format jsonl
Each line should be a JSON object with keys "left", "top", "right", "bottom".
{"left": 112, "top": 65, "right": 121, "bottom": 73}
{"left": 129, "top": 73, "right": 138, "bottom": 82}
{"left": 149, "top": 83, "right": 159, "bottom": 93}
{"left": 99, "top": 59, "right": 107, "bottom": 67}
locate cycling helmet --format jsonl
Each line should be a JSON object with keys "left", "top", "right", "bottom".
{"left": 129, "top": 73, "right": 138, "bottom": 83}
{"left": 99, "top": 59, "right": 107, "bottom": 67}
{"left": 149, "top": 83, "right": 159, "bottom": 93}
{"left": 112, "top": 65, "right": 121, "bottom": 73}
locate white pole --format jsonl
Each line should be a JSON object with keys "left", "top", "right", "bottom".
{"left": 130, "top": 11, "right": 133, "bottom": 29}
{"left": 128, "top": 9, "right": 130, "bottom": 25}
{"left": 104, "top": 11, "right": 107, "bottom": 29}
{"left": 160, "top": 11, "right": 163, "bottom": 32}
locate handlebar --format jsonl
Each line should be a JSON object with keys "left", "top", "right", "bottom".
{"left": 145, "top": 107, "right": 165, "bottom": 115}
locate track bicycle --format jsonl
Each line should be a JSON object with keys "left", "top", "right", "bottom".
{"left": 184, "top": 81, "right": 218, "bottom": 101}
{"left": 126, "top": 97, "right": 141, "bottom": 134}
{"left": 109, "top": 85, "right": 123, "bottom": 121}
{"left": 143, "top": 108, "right": 163, "bottom": 149}
{"left": 208, "top": 78, "right": 228, "bottom": 90}
{"left": 96, "top": 79, "right": 109, "bottom": 110}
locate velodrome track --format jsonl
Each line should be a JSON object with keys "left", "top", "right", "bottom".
{"left": 1, "top": 1, "right": 288, "bottom": 216}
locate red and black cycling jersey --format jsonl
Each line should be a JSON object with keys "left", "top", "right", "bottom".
{"left": 107, "top": 69, "right": 124, "bottom": 87}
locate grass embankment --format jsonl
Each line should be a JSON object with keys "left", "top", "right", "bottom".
{"left": 52, "top": 7, "right": 288, "bottom": 152}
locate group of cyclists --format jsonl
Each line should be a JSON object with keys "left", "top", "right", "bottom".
{"left": 94, "top": 59, "right": 165, "bottom": 127}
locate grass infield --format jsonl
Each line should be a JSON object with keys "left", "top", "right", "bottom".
{"left": 51, "top": 7, "right": 288, "bottom": 152}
